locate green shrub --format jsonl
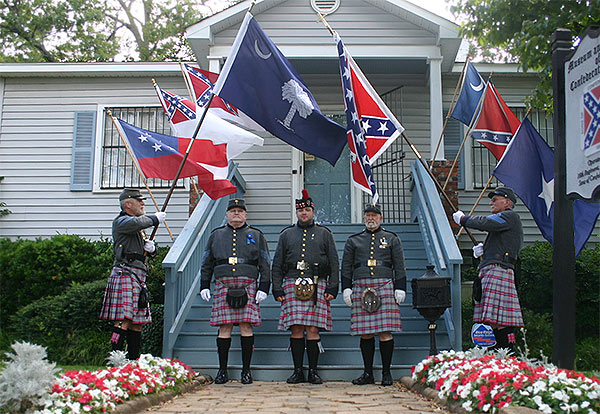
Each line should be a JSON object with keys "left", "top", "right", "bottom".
{"left": 142, "top": 304, "right": 164, "bottom": 357}
{"left": 575, "top": 336, "right": 600, "bottom": 372}
{"left": 0, "top": 235, "right": 113, "bottom": 326}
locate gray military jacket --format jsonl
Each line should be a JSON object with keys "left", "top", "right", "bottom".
{"left": 461, "top": 209, "right": 523, "bottom": 269}
{"left": 112, "top": 211, "right": 158, "bottom": 271}
{"left": 271, "top": 221, "right": 339, "bottom": 298}
{"left": 200, "top": 223, "right": 271, "bottom": 293}
{"left": 341, "top": 226, "right": 406, "bottom": 291}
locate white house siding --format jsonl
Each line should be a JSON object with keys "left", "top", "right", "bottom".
{"left": 441, "top": 71, "right": 600, "bottom": 249}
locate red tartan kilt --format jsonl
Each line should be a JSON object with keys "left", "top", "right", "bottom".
{"left": 474, "top": 265, "right": 523, "bottom": 327}
{"left": 210, "top": 276, "right": 261, "bottom": 326}
{"left": 99, "top": 265, "right": 152, "bottom": 324}
{"left": 277, "top": 278, "right": 333, "bottom": 331}
{"left": 350, "top": 278, "right": 402, "bottom": 335}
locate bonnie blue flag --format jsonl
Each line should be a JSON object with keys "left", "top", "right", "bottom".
{"left": 451, "top": 62, "right": 486, "bottom": 126}
{"left": 212, "top": 12, "right": 347, "bottom": 166}
{"left": 493, "top": 117, "right": 600, "bottom": 256}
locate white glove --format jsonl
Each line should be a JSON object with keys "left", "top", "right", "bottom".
{"left": 394, "top": 289, "right": 406, "bottom": 304}
{"left": 155, "top": 212, "right": 167, "bottom": 223}
{"left": 255, "top": 290, "right": 267, "bottom": 304}
{"left": 472, "top": 243, "right": 484, "bottom": 258}
{"left": 143, "top": 240, "right": 156, "bottom": 253}
{"left": 452, "top": 210, "right": 465, "bottom": 225}
{"left": 200, "top": 289, "right": 211, "bottom": 301}
{"left": 343, "top": 288, "right": 353, "bottom": 307}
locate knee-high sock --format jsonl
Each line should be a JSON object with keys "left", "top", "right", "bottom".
{"left": 306, "top": 339, "right": 320, "bottom": 370}
{"left": 126, "top": 330, "right": 142, "bottom": 360}
{"left": 290, "top": 337, "right": 305, "bottom": 369}
{"left": 110, "top": 326, "right": 127, "bottom": 351}
{"left": 217, "top": 337, "right": 232, "bottom": 370}
{"left": 493, "top": 327, "right": 515, "bottom": 351}
{"left": 241, "top": 336, "right": 254, "bottom": 371}
{"left": 360, "top": 337, "right": 375, "bottom": 374}
{"left": 379, "top": 339, "right": 394, "bottom": 373}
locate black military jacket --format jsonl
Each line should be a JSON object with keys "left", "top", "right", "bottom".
{"left": 341, "top": 226, "right": 406, "bottom": 291}
{"left": 200, "top": 223, "right": 271, "bottom": 293}
{"left": 461, "top": 209, "right": 523, "bottom": 269}
{"left": 113, "top": 211, "right": 158, "bottom": 271}
{"left": 271, "top": 221, "right": 339, "bottom": 298}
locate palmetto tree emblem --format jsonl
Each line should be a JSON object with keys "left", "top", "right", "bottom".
{"left": 280, "top": 79, "right": 314, "bottom": 130}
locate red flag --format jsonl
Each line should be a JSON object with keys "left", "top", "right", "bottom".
{"left": 471, "top": 83, "right": 521, "bottom": 160}
{"left": 114, "top": 118, "right": 236, "bottom": 200}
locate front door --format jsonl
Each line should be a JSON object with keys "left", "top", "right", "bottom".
{"left": 304, "top": 145, "right": 350, "bottom": 224}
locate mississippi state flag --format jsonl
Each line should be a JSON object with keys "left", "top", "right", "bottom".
{"left": 334, "top": 34, "right": 404, "bottom": 203}
{"left": 471, "top": 82, "right": 521, "bottom": 160}
{"left": 153, "top": 83, "right": 263, "bottom": 160}
{"left": 114, "top": 118, "right": 236, "bottom": 200}
{"left": 583, "top": 83, "right": 600, "bottom": 155}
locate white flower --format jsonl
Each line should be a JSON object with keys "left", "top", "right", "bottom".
{"left": 581, "top": 401, "right": 589, "bottom": 408}
{"left": 532, "top": 380, "right": 547, "bottom": 393}
{"left": 482, "top": 403, "right": 491, "bottom": 411}
{"left": 462, "top": 400, "right": 473, "bottom": 411}
{"left": 552, "top": 390, "right": 569, "bottom": 402}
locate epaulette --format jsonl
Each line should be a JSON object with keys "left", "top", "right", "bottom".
{"left": 247, "top": 225, "right": 264, "bottom": 234}
{"left": 316, "top": 223, "right": 332, "bottom": 233}
{"left": 210, "top": 225, "right": 226, "bottom": 233}
{"left": 381, "top": 227, "right": 398, "bottom": 237}
{"left": 348, "top": 229, "right": 367, "bottom": 238}
{"left": 279, "top": 224, "right": 295, "bottom": 234}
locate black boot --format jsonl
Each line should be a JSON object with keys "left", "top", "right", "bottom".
{"left": 287, "top": 337, "right": 305, "bottom": 383}
{"left": 379, "top": 339, "right": 394, "bottom": 386}
{"left": 126, "top": 329, "right": 142, "bottom": 360}
{"left": 240, "top": 336, "right": 254, "bottom": 384}
{"left": 352, "top": 371, "right": 375, "bottom": 385}
{"left": 493, "top": 327, "right": 515, "bottom": 352}
{"left": 215, "top": 337, "right": 231, "bottom": 384}
{"left": 286, "top": 368, "right": 305, "bottom": 384}
{"left": 110, "top": 326, "right": 127, "bottom": 352}
{"left": 307, "top": 369, "right": 323, "bottom": 384}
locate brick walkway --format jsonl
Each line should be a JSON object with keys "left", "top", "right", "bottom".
{"left": 146, "top": 381, "right": 450, "bottom": 413}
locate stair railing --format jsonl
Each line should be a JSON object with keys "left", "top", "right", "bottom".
{"left": 161, "top": 163, "right": 246, "bottom": 357}
{"left": 410, "top": 160, "right": 463, "bottom": 349}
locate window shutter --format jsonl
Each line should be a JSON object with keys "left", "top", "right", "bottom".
{"left": 443, "top": 113, "right": 465, "bottom": 189}
{"left": 70, "top": 111, "right": 96, "bottom": 191}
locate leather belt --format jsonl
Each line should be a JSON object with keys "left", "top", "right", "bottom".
{"left": 215, "top": 257, "right": 258, "bottom": 266}
{"left": 491, "top": 253, "right": 517, "bottom": 266}
{"left": 354, "top": 260, "right": 392, "bottom": 269}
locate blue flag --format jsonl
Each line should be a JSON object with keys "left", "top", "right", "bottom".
{"left": 451, "top": 62, "right": 485, "bottom": 126}
{"left": 212, "top": 12, "right": 347, "bottom": 166}
{"left": 493, "top": 117, "right": 600, "bottom": 256}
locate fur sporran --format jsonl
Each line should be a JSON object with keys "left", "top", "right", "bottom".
{"left": 361, "top": 288, "right": 381, "bottom": 313}
{"left": 294, "top": 277, "right": 315, "bottom": 300}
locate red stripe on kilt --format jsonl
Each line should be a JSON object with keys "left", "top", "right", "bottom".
{"left": 210, "top": 276, "right": 261, "bottom": 326}
{"left": 474, "top": 265, "right": 523, "bottom": 327}
{"left": 278, "top": 278, "right": 333, "bottom": 331}
{"left": 350, "top": 278, "right": 402, "bottom": 335}
{"left": 99, "top": 265, "right": 152, "bottom": 324}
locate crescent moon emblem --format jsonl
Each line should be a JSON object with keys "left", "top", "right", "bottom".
{"left": 470, "top": 81, "right": 484, "bottom": 92}
{"left": 254, "top": 40, "right": 272, "bottom": 59}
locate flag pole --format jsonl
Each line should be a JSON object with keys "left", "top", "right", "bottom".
{"left": 400, "top": 130, "right": 478, "bottom": 244}
{"left": 442, "top": 74, "right": 493, "bottom": 191}
{"left": 150, "top": 79, "right": 216, "bottom": 239}
{"left": 430, "top": 60, "right": 469, "bottom": 166}
{"left": 108, "top": 111, "right": 174, "bottom": 240}
{"left": 455, "top": 107, "right": 532, "bottom": 238}
{"left": 179, "top": 61, "right": 195, "bottom": 103}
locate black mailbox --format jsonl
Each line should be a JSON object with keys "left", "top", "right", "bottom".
{"left": 411, "top": 265, "right": 452, "bottom": 355}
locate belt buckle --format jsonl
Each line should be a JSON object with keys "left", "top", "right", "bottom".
{"left": 367, "top": 259, "right": 377, "bottom": 267}
{"left": 228, "top": 257, "right": 238, "bottom": 265}
{"left": 296, "top": 260, "right": 307, "bottom": 270}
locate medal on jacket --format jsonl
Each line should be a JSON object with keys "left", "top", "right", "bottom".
{"left": 247, "top": 234, "right": 256, "bottom": 244}
{"left": 379, "top": 237, "right": 388, "bottom": 249}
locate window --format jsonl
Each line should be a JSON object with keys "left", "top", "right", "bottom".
{"left": 101, "top": 107, "right": 184, "bottom": 189}
{"left": 471, "top": 108, "right": 553, "bottom": 189}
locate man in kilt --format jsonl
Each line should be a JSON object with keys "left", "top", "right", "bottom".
{"left": 200, "top": 198, "right": 270, "bottom": 385}
{"left": 453, "top": 187, "right": 524, "bottom": 351}
{"left": 100, "top": 188, "right": 166, "bottom": 360}
{"left": 272, "top": 190, "right": 339, "bottom": 385}
{"left": 341, "top": 203, "right": 406, "bottom": 386}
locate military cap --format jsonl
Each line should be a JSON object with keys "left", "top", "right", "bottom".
{"left": 488, "top": 187, "right": 517, "bottom": 204}
{"left": 119, "top": 188, "right": 146, "bottom": 201}
{"left": 295, "top": 189, "right": 314, "bottom": 210}
{"left": 364, "top": 203, "right": 382, "bottom": 214}
{"left": 227, "top": 198, "right": 247, "bottom": 211}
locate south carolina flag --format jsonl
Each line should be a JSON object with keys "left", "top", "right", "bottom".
{"left": 114, "top": 118, "right": 236, "bottom": 200}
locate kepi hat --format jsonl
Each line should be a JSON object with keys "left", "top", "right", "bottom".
{"left": 488, "top": 187, "right": 517, "bottom": 204}
{"left": 227, "top": 198, "right": 247, "bottom": 211}
{"left": 364, "top": 203, "right": 382, "bottom": 214}
{"left": 119, "top": 188, "right": 146, "bottom": 201}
